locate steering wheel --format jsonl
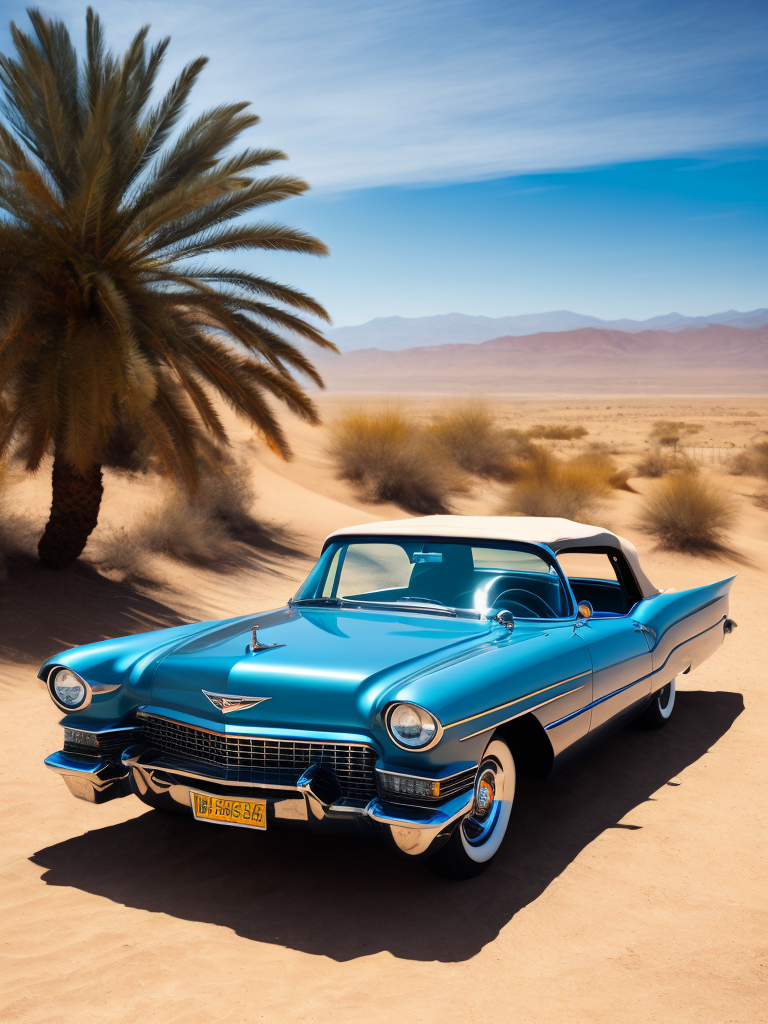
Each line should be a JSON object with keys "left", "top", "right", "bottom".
{"left": 492, "top": 588, "right": 557, "bottom": 619}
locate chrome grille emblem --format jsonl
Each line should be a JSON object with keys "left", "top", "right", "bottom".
{"left": 202, "top": 691, "right": 271, "bottom": 715}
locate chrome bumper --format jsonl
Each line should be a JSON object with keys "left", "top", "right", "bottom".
{"left": 45, "top": 750, "right": 131, "bottom": 803}
{"left": 45, "top": 746, "right": 474, "bottom": 856}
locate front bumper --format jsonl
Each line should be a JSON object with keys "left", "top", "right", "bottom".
{"left": 44, "top": 746, "right": 475, "bottom": 857}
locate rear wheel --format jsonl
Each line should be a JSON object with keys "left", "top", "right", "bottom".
{"left": 426, "top": 737, "right": 515, "bottom": 880}
{"left": 638, "top": 678, "right": 676, "bottom": 729}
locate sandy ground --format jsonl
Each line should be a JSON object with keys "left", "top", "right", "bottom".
{"left": 1, "top": 395, "right": 766, "bottom": 1024}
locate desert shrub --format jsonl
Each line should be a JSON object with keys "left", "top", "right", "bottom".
{"left": 499, "top": 448, "right": 611, "bottom": 521}
{"left": 648, "top": 420, "right": 702, "bottom": 447}
{"left": 90, "top": 457, "right": 263, "bottom": 575}
{"left": 636, "top": 447, "right": 669, "bottom": 478}
{"left": 637, "top": 473, "right": 736, "bottom": 553}
{"left": 328, "top": 410, "right": 460, "bottom": 514}
{"left": 754, "top": 491, "right": 768, "bottom": 511}
{"left": 568, "top": 450, "right": 636, "bottom": 492}
{"left": 426, "top": 401, "right": 517, "bottom": 480}
{"left": 526, "top": 423, "right": 588, "bottom": 441}
{"left": 728, "top": 442, "right": 768, "bottom": 479}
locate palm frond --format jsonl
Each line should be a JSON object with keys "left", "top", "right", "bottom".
{"left": 0, "top": 8, "right": 334, "bottom": 489}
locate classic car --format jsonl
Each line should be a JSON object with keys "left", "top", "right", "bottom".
{"left": 43, "top": 515, "right": 736, "bottom": 878}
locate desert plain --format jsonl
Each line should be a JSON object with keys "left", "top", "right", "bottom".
{"left": 1, "top": 392, "right": 766, "bottom": 1024}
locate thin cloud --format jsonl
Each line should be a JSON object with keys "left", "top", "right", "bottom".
{"left": 1, "top": 0, "right": 765, "bottom": 191}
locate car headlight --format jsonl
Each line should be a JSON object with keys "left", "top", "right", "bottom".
{"left": 48, "top": 668, "right": 92, "bottom": 711}
{"left": 386, "top": 702, "right": 441, "bottom": 750}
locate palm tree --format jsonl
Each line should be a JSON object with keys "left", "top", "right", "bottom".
{"left": 0, "top": 8, "right": 335, "bottom": 569}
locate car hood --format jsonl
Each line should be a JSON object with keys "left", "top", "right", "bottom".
{"left": 148, "top": 605, "right": 505, "bottom": 733}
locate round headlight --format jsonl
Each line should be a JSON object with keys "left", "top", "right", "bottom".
{"left": 387, "top": 702, "right": 440, "bottom": 749}
{"left": 49, "top": 668, "right": 91, "bottom": 711}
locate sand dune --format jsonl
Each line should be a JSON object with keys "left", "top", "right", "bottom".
{"left": 1, "top": 395, "right": 766, "bottom": 1023}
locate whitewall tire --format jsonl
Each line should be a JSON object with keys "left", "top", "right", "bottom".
{"left": 639, "top": 678, "right": 676, "bottom": 729}
{"left": 427, "top": 736, "right": 516, "bottom": 879}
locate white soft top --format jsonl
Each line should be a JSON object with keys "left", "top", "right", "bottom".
{"left": 326, "top": 515, "right": 659, "bottom": 598}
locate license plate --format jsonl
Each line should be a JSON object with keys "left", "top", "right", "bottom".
{"left": 190, "top": 791, "right": 267, "bottom": 830}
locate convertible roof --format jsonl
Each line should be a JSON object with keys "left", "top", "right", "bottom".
{"left": 326, "top": 515, "right": 659, "bottom": 598}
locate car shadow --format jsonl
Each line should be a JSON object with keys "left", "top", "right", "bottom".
{"left": 30, "top": 689, "right": 742, "bottom": 963}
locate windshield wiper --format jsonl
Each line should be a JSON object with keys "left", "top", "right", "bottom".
{"left": 290, "top": 596, "right": 480, "bottom": 619}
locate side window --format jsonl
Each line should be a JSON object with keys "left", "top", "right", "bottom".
{"left": 557, "top": 551, "right": 630, "bottom": 615}
{"left": 557, "top": 552, "right": 620, "bottom": 583}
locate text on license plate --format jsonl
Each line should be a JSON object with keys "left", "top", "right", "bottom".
{"left": 190, "top": 791, "right": 267, "bottom": 830}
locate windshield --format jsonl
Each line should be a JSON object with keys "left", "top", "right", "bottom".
{"left": 294, "top": 538, "right": 572, "bottom": 619}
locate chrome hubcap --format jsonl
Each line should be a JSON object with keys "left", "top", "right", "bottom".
{"left": 462, "top": 760, "right": 503, "bottom": 846}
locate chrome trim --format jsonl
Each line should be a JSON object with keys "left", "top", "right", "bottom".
{"left": 384, "top": 702, "right": 444, "bottom": 752}
{"left": 367, "top": 791, "right": 475, "bottom": 855}
{"left": 545, "top": 679, "right": 645, "bottom": 730}
{"left": 121, "top": 750, "right": 306, "bottom": 790}
{"left": 65, "top": 724, "right": 138, "bottom": 735}
{"left": 135, "top": 708, "right": 375, "bottom": 748}
{"left": 459, "top": 683, "right": 587, "bottom": 741}
{"left": 444, "top": 671, "right": 591, "bottom": 731}
{"left": 544, "top": 615, "right": 728, "bottom": 732}
{"left": 375, "top": 763, "right": 477, "bottom": 782}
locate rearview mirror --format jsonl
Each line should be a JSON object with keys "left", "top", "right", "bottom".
{"left": 577, "top": 601, "right": 593, "bottom": 620}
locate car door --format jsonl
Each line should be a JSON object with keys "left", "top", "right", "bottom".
{"left": 557, "top": 551, "right": 654, "bottom": 745}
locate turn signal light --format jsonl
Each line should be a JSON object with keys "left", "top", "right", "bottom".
{"left": 380, "top": 774, "right": 440, "bottom": 799}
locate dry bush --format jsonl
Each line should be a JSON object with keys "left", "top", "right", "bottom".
{"left": 499, "top": 448, "right": 611, "bottom": 521}
{"left": 728, "top": 442, "right": 768, "bottom": 479}
{"left": 526, "top": 423, "right": 588, "bottom": 441}
{"left": 425, "top": 401, "right": 517, "bottom": 480}
{"left": 328, "top": 409, "right": 461, "bottom": 514}
{"left": 637, "top": 472, "right": 736, "bottom": 553}
{"left": 649, "top": 420, "right": 702, "bottom": 447}
{"left": 636, "top": 447, "right": 670, "bottom": 478}
{"left": 90, "top": 457, "right": 265, "bottom": 577}
{"left": 753, "top": 491, "right": 768, "bottom": 511}
{"left": 568, "top": 450, "right": 636, "bottom": 492}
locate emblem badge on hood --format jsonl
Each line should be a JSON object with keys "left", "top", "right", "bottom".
{"left": 202, "top": 691, "right": 271, "bottom": 714}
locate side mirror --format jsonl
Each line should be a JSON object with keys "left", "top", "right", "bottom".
{"left": 493, "top": 609, "right": 515, "bottom": 630}
{"left": 577, "top": 601, "right": 593, "bottom": 620}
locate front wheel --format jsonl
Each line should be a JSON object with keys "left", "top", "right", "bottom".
{"left": 638, "top": 678, "right": 676, "bottom": 729}
{"left": 426, "top": 737, "right": 515, "bottom": 880}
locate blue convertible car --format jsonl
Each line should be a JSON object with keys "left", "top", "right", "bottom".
{"left": 43, "top": 516, "right": 735, "bottom": 878}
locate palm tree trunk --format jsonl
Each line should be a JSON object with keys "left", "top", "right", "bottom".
{"left": 38, "top": 455, "right": 104, "bottom": 569}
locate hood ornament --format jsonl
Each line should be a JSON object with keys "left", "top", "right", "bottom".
{"left": 246, "top": 624, "right": 285, "bottom": 655}
{"left": 203, "top": 691, "right": 271, "bottom": 715}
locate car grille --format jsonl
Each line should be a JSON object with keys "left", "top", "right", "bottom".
{"left": 137, "top": 712, "right": 378, "bottom": 801}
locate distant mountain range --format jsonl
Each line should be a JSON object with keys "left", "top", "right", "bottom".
{"left": 315, "top": 323, "right": 768, "bottom": 395}
{"left": 327, "top": 308, "right": 768, "bottom": 352}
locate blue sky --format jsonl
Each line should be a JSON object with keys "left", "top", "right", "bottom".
{"left": 1, "top": 0, "right": 767, "bottom": 324}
